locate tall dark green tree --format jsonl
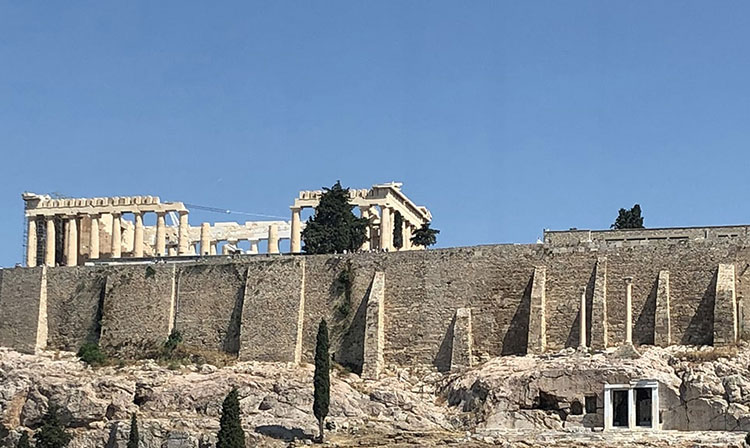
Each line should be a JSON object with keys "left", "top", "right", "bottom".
{"left": 15, "top": 431, "right": 31, "bottom": 448}
{"left": 392, "top": 211, "right": 404, "bottom": 249}
{"left": 217, "top": 388, "right": 245, "bottom": 448}
{"left": 611, "top": 204, "right": 645, "bottom": 229}
{"left": 302, "top": 181, "right": 369, "bottom": 254}
{"left": 313, "top": 319, "right": 330, "bottom": 442}
{"left": 34, "top": 404, "right": 71, "bottom": 448}
{"left": 410, "top": 223, "right": 440, "bottom": 248}
{"left": 127, "top": 413, "right": 139, "bottom": 448}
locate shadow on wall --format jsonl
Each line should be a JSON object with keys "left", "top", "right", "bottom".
{"left": 222, "top": 265, "right": 247, "bottom": 354}
{"left": 565, "top": 268, "right": 597, "bottom": 348}
{"left": 501, "top": 275, "right": 533, "bottom": 355}
{"left": 334, "top": 279, "right": 369, "bottom": 375}
{"left": 682, "top": 270, "right": 717, "bottom": 346}
{"left": 434, "top": 314, "right": 456, "bottom": 372}
{"left": 634, "top": 277, "right": 658, "bottom": 346}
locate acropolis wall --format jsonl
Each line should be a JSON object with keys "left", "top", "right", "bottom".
{"left": 2, "top": 232, "right": 749, "bottom": 376}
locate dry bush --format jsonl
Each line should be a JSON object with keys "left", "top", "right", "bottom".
{"left": 674, "top": 346, "right": 738, "bottom": 363}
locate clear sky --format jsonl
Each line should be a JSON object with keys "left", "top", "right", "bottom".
{"left": 1, "top": 2, "right": 750, "bottom": 267}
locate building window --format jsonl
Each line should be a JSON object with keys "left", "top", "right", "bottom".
{"left": 585, "top": 395, "right": 597, "bottom": 414}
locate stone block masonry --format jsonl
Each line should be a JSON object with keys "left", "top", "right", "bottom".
{"left": 362, "top": 271, "right": 385, "bottom": 379}
{"left": 0, "top": 267, "right": 47, "bottom": 354}
{"left": 239, "top": 258, "right": 305, "bottom": 363}
{"left": 174, "top": 264, "right": 247, "bottom": 354}
{"left": 450, "top": 307, "right": 473, "bottom": 370}
{"left": 527, "top": 266, "right": 546, "bottom": 354}
{"left": 654, "top": 270, "right": 671, "bottom": 347}
{"left": 2, "top": 239, "right": 750, "bottom": 369}
{"left": 714, "top": 264, "right": 737, "bottom": 346}
{"left": 46, "top": 267, "right": 106, "bottom": 351}
{"left": 99, "top": 265, "right": 177, "bottom": 358}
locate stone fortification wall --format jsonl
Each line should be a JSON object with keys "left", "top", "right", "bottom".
{"left": 46, "top": 267, "right": 105, "bottom": 351}
{"left": 99, "top": 265, "right": 176, "bottom": 358}
{"left": 239, "top": 258, "right": 305, "bottom": 362}
{"left": 2, "top": 240, "right": 750, "bottom": 372}
{"left": 174, "top": 264, "right": 246, "bottom": 354}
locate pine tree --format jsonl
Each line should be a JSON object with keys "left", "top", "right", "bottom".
{"left": 302, "top": 181, "right": 369, "bottom": 254}
{"left": 611, "top": 204, "right": 645, "bottom": 229}
{"left": 410, "top": 223, "right": 440, "bottom": 248}
{"left": 392, "top": 211, "right": 404, "bottom": 249}
{"left": 15, "top": 431, "right": 31, "bottom": 448}
{"left": 313, "top": 319, "right": 330, "bottom": 442}
{"left": 216, "top": 388, "right": 245, "bottom": 448}
{"left": 127, "top": 413, "right": 139, "bottom": 448}
{"left": 34, "top": 404, "right": 72, "bottom": 448}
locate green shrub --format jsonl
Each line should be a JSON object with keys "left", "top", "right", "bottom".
{"left": 162, "top": 329, "right": 183, "bottom": 358}
{"left": 77, "top": 342, "right": 107, "bottom": 366}
{"left": 34, "top": 404, "right": 71, "bottom": 448}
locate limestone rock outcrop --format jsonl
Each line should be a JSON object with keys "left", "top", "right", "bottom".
{"left": 3, "top": 345, "right": 750, "bottom": 447}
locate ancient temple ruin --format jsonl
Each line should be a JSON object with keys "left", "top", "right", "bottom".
{"left": 22, "top": 182, "right": 431, "bottom": 266}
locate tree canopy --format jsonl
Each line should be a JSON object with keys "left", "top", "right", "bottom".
{"left": 611, "top": 204, "right": 645, "bottom": 229}
{"left": 302, "top": 181, "right": 369, "bottom": 254}
{"left": 392, "top": 211, "right": 404, "bottom": 249}
{"left": 410, "top": 223, "right": 440, "bottom": 248}
{"left": 34, "top": 404, "right": 71, "bottom": 448}
{"left": 127, "top": 414, "right": 139, "bottom": 448}
{"left": 217, "top": 389, "right": 245, "bottom": 448}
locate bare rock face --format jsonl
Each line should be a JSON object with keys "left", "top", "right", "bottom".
{"left": 2, "top": 345, "right": 750, "bottom": 447}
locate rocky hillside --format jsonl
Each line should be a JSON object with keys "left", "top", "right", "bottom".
{"left": 1, "top": 345, "right": 750, "bottom": 447}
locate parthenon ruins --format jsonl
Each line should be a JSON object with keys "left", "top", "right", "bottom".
{"left": 22, "top": 182, "right": 431, "bottom": 266}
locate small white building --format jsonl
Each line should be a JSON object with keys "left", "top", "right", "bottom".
{"left": 604, "top": 380, "right": 660, "bottom": 430}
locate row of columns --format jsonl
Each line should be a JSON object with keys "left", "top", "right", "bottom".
{"left": 26, "top": 210, "right": 190, "bottom": 267}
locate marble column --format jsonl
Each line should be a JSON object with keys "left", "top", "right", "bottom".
{"left": 249, "top": 240, "right": 259, "bottom": 254}
{"left": 210, "top": 242, "right": 217, "bottom": 255}
{"left": 221, "top": 242, "right": 230, "bottom": 255}
{"left": 178, "top": 211, "right": 189, "bottom": 255}
{"left": 155, "top": 212, "right": 166, "bottom": 256}
{"left": 45, "top": 217, "right": 56, "bottom": 267}
{"left": 89, "top": 214, "right": 100, "bottom": 259}
{"left": 26, "top": 217, "right": 37, "bottom": 267}
{"left": 579, "top": 287, "right": 587, "bottom": 348}
{"left": 133, "top": 212, "right": 144, "bottom": 258}
{"left": 290, "top": 207, "right": 302, "bottom": 253}
{"left": 66, "top": 216, "right": 78, "bottom": 266}
{"left": 111, "top": 213, "right": 122, "bottom": 258}
{"left": 379, "top": 206, "right": 391, "bottom": 251}
{"left": 360, "top": 207, "right": 371, "bottom": 251}
{"left": 625, "top": 277, "right": 633, "bottom": 345}
{"left": 268, "top": 223, "right": 280, "bottom": 254}
{"left": 200, "top": 222, "right": 211, "bottom": 255}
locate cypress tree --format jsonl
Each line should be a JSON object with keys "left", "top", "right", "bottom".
{"left": 301, "top": 181, "right": 369, "bottom": 254}
{"left": 127, "top": 413, "right": 139, "bottom": 448}
{"left": 34, "top": 404, "right": 72, "bottom": 448}
{"left": 313, "top": 319, "right": 330, "bottom": 441}
{"left": 216, "top": 388, "right": 244, "bottom": 448}
{"left": 410, "top": 223, "right": 440, "bottom": 248}
{"left": 15, "top": 431, "right": 31, "bottom": 448}
{"left": 392, "top": 211, "right": 404, "bottom": 249}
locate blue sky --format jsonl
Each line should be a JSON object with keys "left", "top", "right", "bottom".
{"left": 2, "top": 2, "right": 750, "bottom": 267}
